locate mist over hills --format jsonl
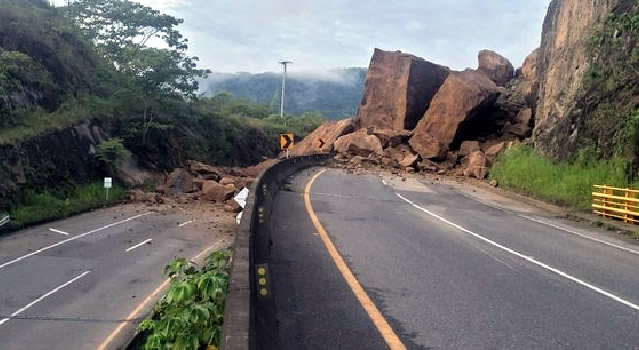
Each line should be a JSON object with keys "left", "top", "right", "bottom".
{"left": 201, "top": 67, "right": 367, "bottom": 119}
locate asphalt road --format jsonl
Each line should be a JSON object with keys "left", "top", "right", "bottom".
{"left": 0, "top": 204, "right": 231, "bottom": 350}
{"left": 270, "top": 168, "right": 639, "bottom": 349}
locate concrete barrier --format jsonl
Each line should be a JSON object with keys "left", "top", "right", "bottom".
{"left": 221, "top": 154, "right": 332, "bottom": 350}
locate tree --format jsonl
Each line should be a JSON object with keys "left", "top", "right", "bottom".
{"left": 64, "top": 0, "right": 209, "bottom": 98}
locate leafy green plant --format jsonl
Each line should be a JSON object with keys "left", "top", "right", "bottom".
{"left": 95, "top": 138, "right": 131, "bottom": 168}
{"left": 138, "top": 249, "right": 232, "bottom": 350}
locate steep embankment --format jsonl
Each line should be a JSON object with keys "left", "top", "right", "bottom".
{"left": 533, "top": 0, "right": 621, "bottom": 160}
{"left": 0, "top": 1, "right": 308, "bottom": 221}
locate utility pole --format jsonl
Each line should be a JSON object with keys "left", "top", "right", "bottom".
{"left": 279, "top": 61, "right": 292, "bottom": 119}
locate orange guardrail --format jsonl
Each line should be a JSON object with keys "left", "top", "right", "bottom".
{"left": 592, "top": 185, "right": 639, "bottom": 224}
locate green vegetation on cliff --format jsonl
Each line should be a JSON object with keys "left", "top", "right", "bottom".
{"left": 582, "top": 2, "right": 639, "bottom": 165}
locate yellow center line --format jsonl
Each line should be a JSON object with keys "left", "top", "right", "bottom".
{"left": 97, "top": 242, "right": 221, "bottom": 350}
{"left": 304, "top": 168, "right": 407, "bottom": 350}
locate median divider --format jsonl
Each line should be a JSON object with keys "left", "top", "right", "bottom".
{"left": 221, "top": 154, "right": 332, "bottom": 350}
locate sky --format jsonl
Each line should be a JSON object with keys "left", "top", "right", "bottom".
{"left": 62, "top": 0, "right": 553, "bottom": 75}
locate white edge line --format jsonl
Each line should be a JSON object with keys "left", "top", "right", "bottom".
{"left": 178, "top": 220, "right": 195, "bottom": 227}
{"left": 457, "top": 190, "right": 639, "bottom": 257}
{"left": 518, "top": 215, "right": 639, "bottom": 256}
{"left": 396, "top": 192, "right": 639, "bottom": 312}
{"left": 48, "top": 228, "right": 70, "bottom": 236}
{"left": 0, "top": 212, "right": 152, "bottom": 270}
{"left": 0, "top": 270, "right": 91, "bottom": 326}
{"left": 125, "top": 239, "right": 152, "bottom": 252}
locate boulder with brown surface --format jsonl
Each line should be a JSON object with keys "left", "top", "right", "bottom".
{"left": 166, "top": 168, "right": 196, "bottom": 194}
{"left": 459, "top": 141, "right": 481, "bottom": 157}
{"left": 485, "top": 142, "right": 506, "bottom": 161}
{"left": 478, "top": 50, "right": 514, "bottom": 87}
{"left": 463, "top": 151, "right": 488, "bottom": 179}
{"left": 334, "top": 130, "right": 383, "bottom": 157}
{"left": 293, "top": 118, "right": 356, "bottom": 155}
{"left": 224, "top": 199, "right": 243, "bottom": 214}
{"left": 358, "top": 48, "right": 450, "bottom": 130}
{"left": 399, "top": 153, "right": 419, "bottom": 168}
{"left": 202, "top": 181, "right": 236, "bottom": 202}
{"left": 187, "top": 160, "right": 222, "bottom": 181}
{"left": 372, "top": 129, "right": 413, "bottom": 148}
{"left": 410, "top": 70, "right": 499, "bottom": 160}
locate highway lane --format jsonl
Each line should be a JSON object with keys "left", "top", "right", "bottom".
{"left": 270, "top": 168, "right": 639, "bottom": 349}
{"left": 0, "top": 204, "right": 232, "bottom": 350}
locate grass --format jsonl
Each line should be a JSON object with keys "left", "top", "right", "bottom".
{"left": 1, "top": 181, "right": 126, "bottom": 232}
{"left": 489, "top": 145, "right": 635, "bottom": 211}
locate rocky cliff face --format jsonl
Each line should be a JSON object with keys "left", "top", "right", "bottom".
{"left": 358, "top": 49, "right": 449, "bottom": 130}
{"left": 533, "top": 0, "right": 620, "bottom": 159}
{"left": 0, "top": 120, "right": 111, "bottom": 211}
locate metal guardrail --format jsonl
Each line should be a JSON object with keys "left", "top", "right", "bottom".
{"left": 592, "top": 185, "right": 639, "bottom": 224}
{"left": 0, "top": 215, "right": 10, "bottom": 228}
{"left": 220, "top": 153, "right": 332, "bottom": 350}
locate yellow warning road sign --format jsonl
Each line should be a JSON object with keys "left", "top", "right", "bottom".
{"left": 280, "top": 133, "right": 294, "bottom": 151}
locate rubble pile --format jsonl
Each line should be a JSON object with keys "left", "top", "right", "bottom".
{"left": 297, "top": 48, "right": 537, "bottom": 179}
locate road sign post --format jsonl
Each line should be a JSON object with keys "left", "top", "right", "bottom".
{"left": 104, "top": 177, "right": 113, "bottom": 202}
{"left": 280, "top": 133, "right": 295, "bottom": 158}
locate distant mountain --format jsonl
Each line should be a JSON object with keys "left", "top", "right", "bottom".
{"left": 201, "top": 67, "right": 367, "bottom": 119}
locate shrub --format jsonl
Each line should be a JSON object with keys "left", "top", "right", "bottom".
{"left": 138, "top": 249, "right": 232, "bottom": 350}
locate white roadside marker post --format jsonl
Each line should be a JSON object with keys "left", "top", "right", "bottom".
{"left": 104, "top": 177, "right": 113, "bottom": 202}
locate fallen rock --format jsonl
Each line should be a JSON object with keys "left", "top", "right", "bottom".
{"left": 417, "top": 159, "right": 439, "bottom": 172}
{"left": 293, "top": 118, "right": 356, "bottom": 155}
{"left": 504, "top": 123, "right": 532, "bottom": 138}
{"left": 406, "top": 167, "right": 416, "bottom": 174}
{"left": 372, "top": 129, "right": 413, "bottom": 148}
{"left": 219, "top": 177, "right": 236, "bottom": 186}
{"left": 166, "top": 168, "right": 196, "bottom": 195}
{"left": 485, "top": 142, "right": 506, "bottom": 159}
{"left": 409, "top": 132, "right": 448, "bottom": 160}
{"left": 187, "top": 160, "right": 222, "bottom": 181}
{"left": 478, "top": 50, "right": 514, "bottom": 87}
{"left": 459, "top": 141, "right": 481, "bottom": 157}
{"left": 224, "top": 199, "right": 243, "bottom": 214}
{"left": 334, "top": 130, "right": 384, "bottom": 157}
{"left": 463, "top": 151, "right": 488, "bottom": 179}
{"left": 399, "top": 153, "right": 419, "bottom": 168}
{"left": 202, "top": 181, "right": 236, "bottom": 202}
{"left": 444, "top": 151, "right": 459, "bottom": 169}
{"left": 410, "top": 70, "right": 498, "bottom": 159}
{"left": 358, "top": 48, "right": 450, "bottom": 130}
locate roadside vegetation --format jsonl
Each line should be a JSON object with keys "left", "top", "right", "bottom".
{"left": 489, "top": 145, "right": 633, "bottom": 211}
{"left": 0, "top": 182, "right": 126, "bottom": 233}
{"left": 135, "top": 249, "right": 232, "bottom": 350}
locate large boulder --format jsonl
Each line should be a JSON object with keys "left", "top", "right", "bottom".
{"left": 166, "top": 168, "right": 196, "bottom": 194}
{"left": 459, "top": 141, "right": 481, "bottom": 157}
{"left": 292, "top": 118, "right": 356, "bottom": 155}
{"left": 202, "top": 181, "right": 236, "bottom": 202}
{"left": 334, "top": 130, "right": 383, "bottom": 157}
{"left": 463, "top": 151, "right": 488, "bottom": 179}
{"left": 478, "top": 50, "right": 514, "bottom": 87}
{"left": 358, "top": 48, "right": 450, "bottom": 130}
{"left": 187, "top": 160, "right": 222, "bottom": 181}
{"left": 409, "top": 70, "right": 499, "bottom": 160}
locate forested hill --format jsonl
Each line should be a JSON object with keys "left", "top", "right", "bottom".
{"left": 201, "top": 68, "right": 367, "bottom": 119}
